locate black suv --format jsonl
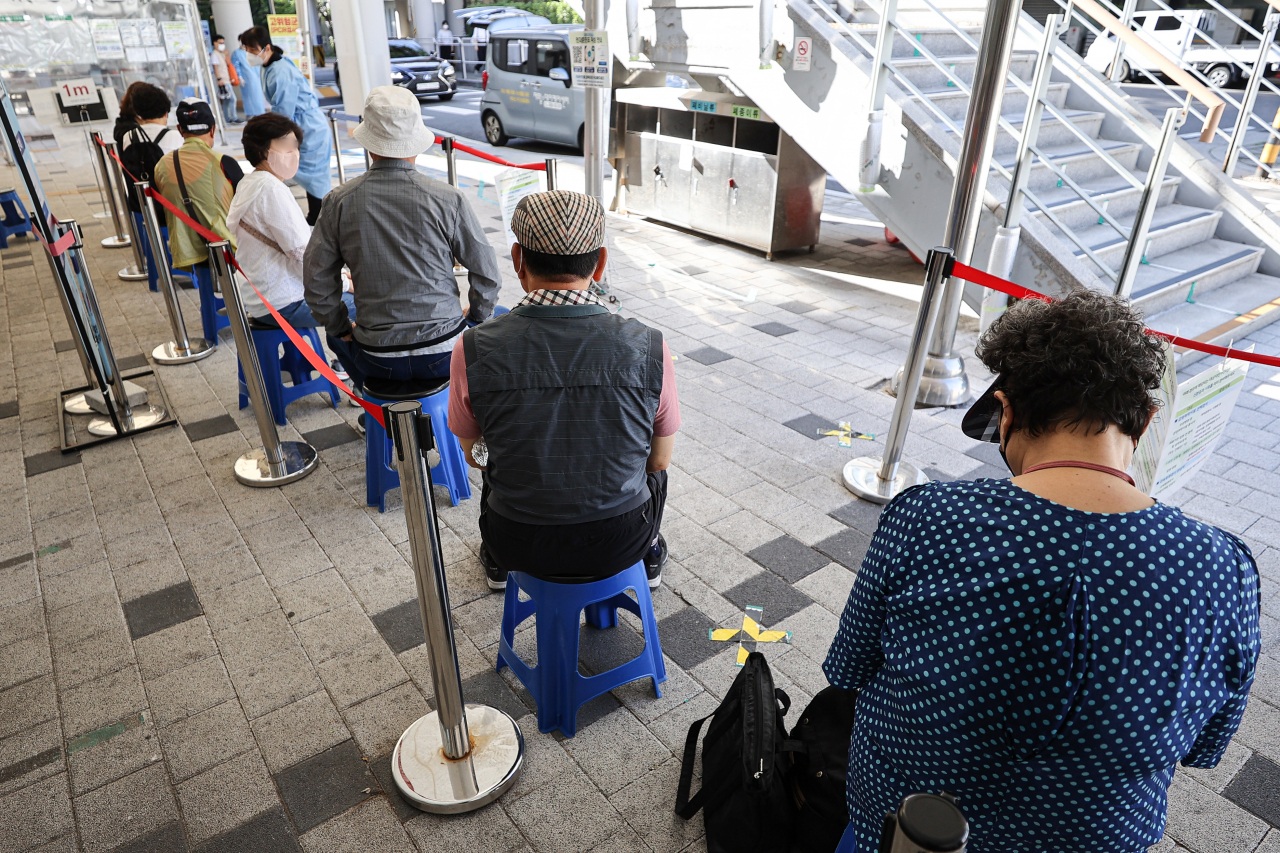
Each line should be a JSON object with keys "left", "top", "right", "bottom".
{"left": 335, "top": 39, "right": 457, "bottom": 101}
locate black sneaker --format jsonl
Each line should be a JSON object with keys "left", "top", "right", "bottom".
{"left": 354, "top": 413, "right": 365, "bottom": 436}
{"left": 329, "top": 358, "right": 349, "bottom": 380}
{"left": 644, "top": 534, "right": 667, "bottom": 589}
{"left": 480, "top": 545, "right": 507, "bottom": 591}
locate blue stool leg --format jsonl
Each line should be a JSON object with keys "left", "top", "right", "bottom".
{"left": 194, "top": 267, "right": 218, "bottom": 342}
{"left": 134, "top": 213, "right": 159, "bottom": 292}
{"left": 365, "top": 417, "right": 384, "bottom": 511}
{"left": 537, "top": 595, "right": 586, "bottom": 737}
{"left": 585, "top": 600, "right": 619, "bottom": 630}
{"left": 255, "top": 334, "right": 288, "bottom": 426}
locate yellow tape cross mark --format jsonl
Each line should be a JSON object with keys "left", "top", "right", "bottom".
{"left": 709, "top": 605, "right": 792, "bottom": 666}
{"left": 817, "top": 421, "right": 875, "bottom": 448}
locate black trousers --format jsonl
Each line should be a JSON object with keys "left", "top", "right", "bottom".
{"left": 305, "top": 193, "right": 323, "bottom": 226}
{"left": 479, "top": 471, "right": 667, "bottom": 583}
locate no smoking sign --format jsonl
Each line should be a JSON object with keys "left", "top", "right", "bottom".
{"left": 793, "top": 37, "right": 811, "bottom": 72}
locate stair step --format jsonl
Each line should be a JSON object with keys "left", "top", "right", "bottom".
{"left": 906, "top": 80, "right": 1069, "bottom": 119}
{"left": 1143, "top": 273, "right": 1280, "bottom": 365}
{"left": 934, "top": 107, "right": 1105, "bottom": 154}
{"left": 888, "top": 51, "right": 1038, "bottom": 89}
{"left": 992, "top": 139, "right": 1143, "bottom": 188}
{"left": 1128, "top": 239, "right": 1264, "bottom": 312}
{"left": 849, "top": 24, "right": 987, "bottom": 57}
{"left": 1022, "top": 174, "right": 1181, "bottom": 232}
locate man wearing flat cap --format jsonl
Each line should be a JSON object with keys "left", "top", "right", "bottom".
{"left": 305, "top": 86, "right": 501, "bottom": 405}
{"left": 448, "top": 190, "right": 680, "bottom": 591}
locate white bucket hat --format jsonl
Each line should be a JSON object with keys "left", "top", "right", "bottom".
{"left": 353, "top": 86, "right": 435, "bottom": 159}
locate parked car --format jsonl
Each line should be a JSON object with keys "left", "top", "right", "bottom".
{"left": 481, "top": 24, "right": 585, "bottom": 150}
{"left": 1083, "top": 10, "right": 1279, "bottom": 86}
{"left": 334, "top": 38, "right": 457, "bottom": 101}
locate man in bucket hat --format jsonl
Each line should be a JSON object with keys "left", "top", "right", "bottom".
{"left": 448, "top": 190, "right": 680, "bottom": 591}
{"left": 304, "top": 86, "right": 500, "bottom": 406}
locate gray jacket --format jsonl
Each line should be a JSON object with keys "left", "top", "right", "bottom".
{"left": 303, "top": 159, "right": 501, "bottom": 350}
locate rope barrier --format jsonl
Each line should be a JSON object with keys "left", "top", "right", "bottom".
{"left": 949, "top": 259, "right": 1280, "bottom": 369}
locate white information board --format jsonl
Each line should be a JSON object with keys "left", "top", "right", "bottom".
{"left": 161, "top": 20, "right": 195, "bottom": 59}
{"left": 497, "top": 167, "right": 546, "bottom": 250}
{"left": 1132, "top": 352, "right": 1249, "bottom": 502}
{"left": 569, "top": 30, "right": 610, "bottom": 89}
{"left": 793, "top": 37, "right": 812, "bottom": 71}
{"left": 90, "top": 19, "right": 124, "bottom": 60}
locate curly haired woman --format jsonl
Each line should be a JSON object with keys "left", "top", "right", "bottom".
{"left": 824, "top": 291, "right": 1260, "bottom": 852}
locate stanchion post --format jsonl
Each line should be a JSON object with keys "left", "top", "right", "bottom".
{"left": 208, "top": 242, "right": 319, "bottom": 487}
{"left": 328, "top": 109, "right": 347, "bottom": 185}
{"left": 443, "top": 136, "right": 458, "bottom": 188}
{"left": 545, "top": 158, "right": 558, "bottom": 190}
{"left": 843, "top": 247, "right": 952, "bottom": 504}
{"left": 105, "top": 141, "right": 149, "bottom": 281}
{"left": 139, "top": 183, "right": 216, "bottom": 364}
{"left": 1116, "top": 106, "right": 1186, "bottom": 298}
{"left": 386, "top": 400, "right": 524, "bottom": 812}
{"left": 90, "top": 132, "right": 131, "bottom": 249}
{"left": 903, "top": 0, "right": 1022, "bottom": 407}
{"left": 584, "top": 0, "right": 611, "bottom": 297}
{"left": 1224, "top": 8, "right": 1280, "bottom": 177}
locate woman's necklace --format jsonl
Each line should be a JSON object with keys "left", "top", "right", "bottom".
{"left": 1020, "top": 460, "right": 1135, "bottom": 487}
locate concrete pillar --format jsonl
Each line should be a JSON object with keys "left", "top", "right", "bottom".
{"left": 331, "top": 0, "right": 393, "bottom": 115}
{"left": 210, "top": 0, "right": 254, "bottom": 44}
{"left": 408, "top": 0, "right": 434, "bottom": 41}
{"left": 444, "top": 0, "right": 464, "bottom": 29}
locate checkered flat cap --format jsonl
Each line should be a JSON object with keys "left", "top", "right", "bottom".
{"left": 511, "top": 190, "right": 605, "bottom": 255}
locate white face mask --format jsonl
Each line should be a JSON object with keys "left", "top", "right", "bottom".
{"left": 216, "top": 43, "right": 225, "bottom": 51}
{"left": 267, "top": 148, "right": 300, "bottom": 181}
{"left": 245, "top": 51, "right": 263, "bottom": 66}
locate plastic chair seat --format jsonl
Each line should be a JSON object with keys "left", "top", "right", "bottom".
{"left": 497, "top": 563, "right": 666, "bottom": 737}
{"left": 237, "top": 325, "right": 338, "bottom": 426}
{"left": 363, "top": 380, "right": 471, "bottom": 511}
{"left": 0, "top": 188, "right": 32, "bottom": 249}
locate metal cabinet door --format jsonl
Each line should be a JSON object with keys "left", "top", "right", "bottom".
{"left": 725, "top": 150, "right": 779, "bottom": 251}
{"left": 688, "top": 143, "right": 731, "bottom": 238}
{"left": 623, "top": 132, "right": 657, "bottom": 216}
{"left": 655, "top": 138, "right": 693, "bottom": 228}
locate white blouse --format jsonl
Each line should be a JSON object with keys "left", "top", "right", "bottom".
{"left": 225, "top": 170, "right": 312, "bottom": 318}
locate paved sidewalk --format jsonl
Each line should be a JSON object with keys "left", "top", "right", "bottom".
{"left": 1, "top": 139, "right": 1279, "bottom": 853}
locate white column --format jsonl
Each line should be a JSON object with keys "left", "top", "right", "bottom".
{"left": 210, "top": 0, "right": 254, "bottom": 44}
{"left": 408, "top": 0, "right": 434, "bottom": 40}
{"left": 331, "top": 0, "right": 393, "bottom": 115}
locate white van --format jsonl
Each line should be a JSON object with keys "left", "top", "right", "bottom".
{"left": 480, "top": 24, "right": 586, "bottom": 150}
{"left": 1081, "top": 10, "right": 1275, "bottom": 86}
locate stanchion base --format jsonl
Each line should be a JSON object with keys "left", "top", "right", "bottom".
{"left": 153, "top": 339, "right": 215, "bottom": 365}
{"left": 843, "top": 456, "right": 929, "bottom": 505}
{"left": 234, "top": 441, "right": 318, "bottom": 487}
{"left": 890, "top": 355, "right": 971, "bottom": 408}
{"left": 118, "top": 266, "right": 148, "bottom": 281}
{"left": 392, "top": 705, "right": 524, "bottom": 814}
{"left": 87, "top": 405, "right": 168, "bottom": 437}
{"left": 63, "top": 393, "right": 93, "bottom": 415}
{"left": 101, "top": 236, "right": 131, "bottom": 249}
{"left": 92, "top": 211, "right": 113, "bottom": 219}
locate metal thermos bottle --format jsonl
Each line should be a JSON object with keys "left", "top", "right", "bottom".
{"left": 879, "top": 793, "right": 968, "bottom": 853}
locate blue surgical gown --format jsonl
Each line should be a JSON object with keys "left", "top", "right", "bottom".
{"left": 230, "top": 48, "right": 265, "bottom": 117}
{"left": 262, "top": 55, "right": 332, "bottom": 200}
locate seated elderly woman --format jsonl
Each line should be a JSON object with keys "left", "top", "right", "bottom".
{"left": 824, "top": 291, "right": 1260, "bottom": 852}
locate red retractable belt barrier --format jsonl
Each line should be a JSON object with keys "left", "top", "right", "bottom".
{"left": 143, "top": 186, "right": 388, "bottom": 428}
{"left": 948, "top": 258, "right": 1280, "bottom": 370}
{"left": 432, "top": 135, "right": 546, "bottom": 170}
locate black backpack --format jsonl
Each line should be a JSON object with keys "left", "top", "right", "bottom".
{"left": 675, "top": 652, "right": 798, "bottom": 853}
{"left": 120, "top": 124, "right": 171, "bottom": 213}
{"left": 788, "top": 687, "right": 859, "bottom": 853}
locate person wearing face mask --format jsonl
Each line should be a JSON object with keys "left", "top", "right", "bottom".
{"left": 210, "top": 35, "right": 242, "bottom": 125}
{"left": 238, "top": 26, "right": 332, "bottom": 225}
{"left": 225, "top": 113, "right": 359, "bottom": 388}
{"left": 230, "top": 40, "right": 266, "bottom": 118}
{"left": 823, "top": 290, "right": 1260, "bottom": 853}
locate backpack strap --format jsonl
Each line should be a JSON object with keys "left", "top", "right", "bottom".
{"left": 674, "top": 694, "right": 741, "bottom": 820}
{"left": 154, "top": 127, "right": 170, "bottom": 145}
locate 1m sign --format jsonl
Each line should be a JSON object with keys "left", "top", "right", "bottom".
{"left": 58, "top": 78, "right": 98, "bottom": 107}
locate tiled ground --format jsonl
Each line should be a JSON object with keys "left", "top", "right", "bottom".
{"left": 3, "top": 136, "right": 1280, "bottom": 853}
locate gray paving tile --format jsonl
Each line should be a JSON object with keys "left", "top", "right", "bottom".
{"left": 777, "top": 300, "right": 817, "bottom": 314}
{"left": 159, "top": 699, "right": 255, "bottom": 782}
{"left": 753, "top": 322, "right": 796, "bottom": 337}
{"left": 178, "top": 749, "right": 280, "bottom": 846}
{"left": 747, "top": 535, "right": 829, "bottom": 583}
{"left": 723, "top": 571, "right": 813, "bottom": 625}
{"left": 145, "top": 656, "right": 235, "bottom": 727}
{"left": 0, "top": 774, "right": 75, "bottom": 853}
{"left": 814, "top": 527, "right": 872, "bottom": 571}
{"left": 230, "top": 646, "right": 323, "bottom": 721}
{"left": 683, "top": 347, "right": 732, "bottom": 366}
{"left": 300, "top": 423, "right": 361, "bottom": 451}
{"left": 252, "top": 691, "right": 351, "bottom": 775}
{"left": 504, "top": 765, "right": 625, "bottom": 853}
{"left": 73, "top": 763, "right": 178, "bottom": 853}
{"left": 108, "top": 822, "right": 188, "bottom": 853}
{"left": 1224, "top": 752, "right": 1280, "bottom": 826}
{"left": 66, "top": 713, "right": 158, "bottom": 796}
{"left": 124, "top": 581, "right": 204, "bottom": 640}
{"left": 655, "top": 606, "right": 720, "bottom": 671}
{"left": 828, "top": 499, "right": 884, "bottom": 536}
{"left": 562, "top": 707, "right": 670, "bottom": 795}
{"left": 341, "top": 681, "right": 430, "bottom": 760}
{"left": 24, "top": 449, "right": 81, "bottom": 478}
{"left": 405, "top": 799, "right": 525, "bottom": 853}
{"left": 461, "top": 670, "right": 533, "bottom": 725}
{"left": 297, "top": 797, "right": 415, "bottom": 853}
{"left": 276, "top": 739, "right": 378, "bottom": 834}
{"left": 782, "top": 413, "right": 838, "bottom": 440}
{"left": 183, "top": 415, "right": 240, "bottom": 443}
{"left": 195, "top": 807, "right": 300, "bottom": 853}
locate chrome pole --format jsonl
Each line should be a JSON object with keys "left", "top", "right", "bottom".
{"left": 583, "top": 0, "right": 613, "bottom": 298}
{"left": 1224, "top": 9, "right": 1280, "bottom": 177}
{"left": 84, "top": 125, "right": 114, "bottom": 220}
{"left": 105, "top": 141, "right": 149, "bottom": 281}
{"left": 443, "top": 136, "right": 458, "bottom": 187}
{"left": 983, "top": 13, "right": 1063, "bottom": 332}
{"left": 859, "top": 0, "right": 900, "bottom": 192}
{"left": 328, "top": 109, "right": 347, "bottom": 185}
{"left": 1116, "top": 107, "right": 1186, "bottom": 298}
{"left": 844, "top": 247, "right": 952, "bottom": 504}
{"left": 207, "top": 242, "right": 319, "bottom": 487}
{"left": 387, "top": 400, "right": 524, "bottom": 812}
{"left": 911, "top": 0, "right": 1022, "bottom": 407}
{"left": 1108, "top": 0, "right": 1138, "bottom": 82}
{"left": 91, "top": 132, "right": 130, "bottom": 249}
{"left": 139, "top": 183, "right": 216, "bottom": 364}
{"left": 545, "top": 158, "right": 558, "bottom": 190}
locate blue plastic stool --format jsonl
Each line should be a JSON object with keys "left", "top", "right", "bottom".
{"left": 188, "top": 264, "right": 229, "bottom": 342}
{"left": 237, "top": 319, "right": 339, "bottom": 426}
{"left": 363, "top": 376, "right": 472, "bottom": 512}
{"left": 0, "top": 188, "right": 32, "bottom": 248}
{"left": 835, "top": 823, "right": 856, "bottom": 853}
{"left": 133, "top": 213, "right": 191, "bottom": 293}
{"left": 497, "top": 563, "right": 666, "bottom": 737}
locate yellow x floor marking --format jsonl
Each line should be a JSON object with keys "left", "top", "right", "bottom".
{"left": 709, "top": 605, "right": 792, "bottom": 666}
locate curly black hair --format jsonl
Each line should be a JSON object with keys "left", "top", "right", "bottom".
{"left": 974, "top": 290, "right": 1168, "bottom": 441}
{"left": 241, "top": 113, "right": 303, "bottom": 166}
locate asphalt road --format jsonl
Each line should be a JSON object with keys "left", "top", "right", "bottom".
{"left": 1120, "top": 81, "right": 1280, "bottom": 169}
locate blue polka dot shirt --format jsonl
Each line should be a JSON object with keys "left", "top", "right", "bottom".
{"left": 823, "top": 479, "right": 1260, "bottom": 852}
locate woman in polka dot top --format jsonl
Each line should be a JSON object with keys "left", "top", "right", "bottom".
{"left": 824, "top": 291, "right": 1260, "bottom": 852}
